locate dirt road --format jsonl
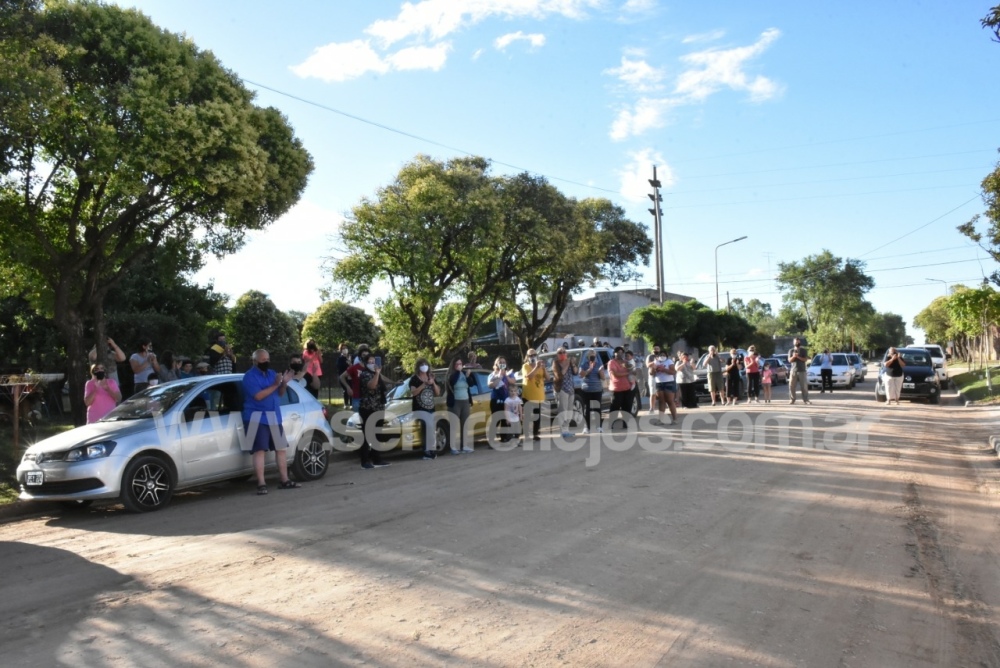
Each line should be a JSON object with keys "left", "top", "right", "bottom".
{"left": 3, "top": 386, "right": 1000, "bottom": 666}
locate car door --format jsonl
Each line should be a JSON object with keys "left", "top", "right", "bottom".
{"left": 467, "top": 370, "right": 492, "bottom": 437}
{"left": 178, "top": 379, "right": 247, "bottom": 483}
{"left": 279, "top": 383, "right": 305, "bottom": 449}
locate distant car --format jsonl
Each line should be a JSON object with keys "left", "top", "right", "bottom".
{"left": 760, "top": 358, "right": 788, "bottom": 385}
{"left": 694, "top": 349, "right": 748, "bottom": 398}
{"left": 806, "top": 353, "right": 855, "bottom": 390}
{"left": 921, "top": 344, "right": 949, "bottom": 385}
{"left": 17, "top": 375, "right": 336, "bottom": 512}
{"left": 339, "top": 368, "right": 496, "bottom": 452}
{"left": 846, "top": 353, "right": 866, "bottom": 382}
{"left": 874, "top": 347, "right": 941, "bottom": 404}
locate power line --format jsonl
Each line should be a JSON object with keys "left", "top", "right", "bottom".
{"left": 858, "top": 195, "right": 982, "bottom": 257}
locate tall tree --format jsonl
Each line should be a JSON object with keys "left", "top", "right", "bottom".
{"left": 0, "top": 1, "right": 312, "bottom": 423}
{"left": 914, "top": 296, "right": 952, "bottom": 345}
{"left": 729, "top": 298, "right": 781, "bottom": 336}
{"left": 623, "top": 301, "right": 695, "bottom": 348}
{"left": 776, "top": 251, "right": 875, "bottom": 334}
{"left": 984, "top": 4, "right": 1000, "bottom": 41}
{"left": 300, "top": 301, "right": 381, "bottom": 352}
{"left": 225, "top": 291, "right": 298, "bottom": 360}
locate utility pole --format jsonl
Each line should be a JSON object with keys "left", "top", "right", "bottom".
{"left": 648, "top": 167, "right": 664, "bottom": 304}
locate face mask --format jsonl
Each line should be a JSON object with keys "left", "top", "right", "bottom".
{"left": 290, "top": 363, "right": 303, "bottom": 372}
{"left": 455, "top": 365, "right": 463, "bottom": 372}
{"left": 420, "top": 365, "right": 429, "bottom": 373}
{"left": 588, "top": 356, "right": 596, "bottom": 362}
{"left": 367, "top": 363, "right": 376, "bottom": 371}
{"left": 94, "top": 371, "right": 106, "bottom": 380}
{"left": 499, "top": 363, "right": 506, "bottom": 369}
{"left": 257, "top": 361, "right": 270, "bottom": 372}
{"left": 658, "top": 355, "right": 667, "bottom": 362}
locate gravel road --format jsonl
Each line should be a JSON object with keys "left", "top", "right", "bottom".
{"left": 2, "top": 386, "right": 1000, "bottom": 667}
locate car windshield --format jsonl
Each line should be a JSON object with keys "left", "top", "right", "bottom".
{"left": 900, "top": 351, "right": 931, "bottom": 366}
{"left": 101, "top": 380, "right": 197, "bottom": 420}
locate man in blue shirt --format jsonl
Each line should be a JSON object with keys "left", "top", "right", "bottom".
{"left": 242, "top": 349, "right": 301, "bottom": 495}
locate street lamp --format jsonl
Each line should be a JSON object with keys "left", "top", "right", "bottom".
{"left": 926, "top": 278, "right": 948, "bottom": 297}
{"left": 715, "top": 236, "right": 748, "bottom": 309}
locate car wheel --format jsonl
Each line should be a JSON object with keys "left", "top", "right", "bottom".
{"left": 571, "top": 394, "right": 585, "bottom": 427}
{"left": 120, "top": 455, "right": 174, "bottom": 513}
{"left": 630, "top": 391, "right": 641, "bottom": 416}
{"left": 433, "top": 421, "right": 451, "bottom": 453}
{"left": 875, "top": 383, "right": 886, "bottom": 403}
{"left": 292, "top": 431, "right": 329, "bottom": 481}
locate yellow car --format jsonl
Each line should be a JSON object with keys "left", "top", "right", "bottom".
{"left": 333, "top": 368, "right": 499, "bottom": 453}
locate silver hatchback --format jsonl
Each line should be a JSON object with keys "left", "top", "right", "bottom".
{"left": 17, "top": 374, "right": 335, "bottom": 512}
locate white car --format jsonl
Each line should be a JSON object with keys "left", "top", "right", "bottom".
{"left": 921, "top": 344, "right": 948, "bottom": 385}
{"left": 17, "top": 374, "right": 336, "bottom": 512}
{"left": 806, "top": 353, "right": 855, "bottom": 390}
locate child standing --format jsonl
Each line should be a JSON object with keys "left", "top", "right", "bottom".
{"left": 761, "top": 364, "right": 773, "bottom": 403}
{"left": 504, "top": 380, "right": 524, "bottom": 446}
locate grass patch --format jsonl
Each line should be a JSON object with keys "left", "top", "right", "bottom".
{"left": 950, "top": 367, "right": 1000, "bottom": 404}
{"left": 0, "top": 417, "right": 77, "bottom": 505}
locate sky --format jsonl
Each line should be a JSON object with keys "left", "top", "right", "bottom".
{"left": 115, "top": 0, "right": 1000, "bottom": 342}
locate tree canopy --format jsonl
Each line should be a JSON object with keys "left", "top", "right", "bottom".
{"left": 300, "top": 301, "right": 381, "bottom": 352}
{"left": 331, "top": 155, "right": 651, "bottom": 365}
{"left": 226, "top": 291, "right": 298, "bottom": 359}
{"left": 0, "top": 0, "right": 312, "bottom": 422}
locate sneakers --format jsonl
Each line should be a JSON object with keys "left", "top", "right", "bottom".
{"left": 372, "top": 460, "right": 391, "bottom": 467}
{"left": 450, "top": 449, "right": 461, "bottom": 455}
{"left": 582, "top": 427, "right": 590, "bottom": 434}
{"left": 361, "top": 462, "right": 375, "bottom": 469}
{"left": 422, "top": 451, "right": 437, "bottom": 460}
{"left": 461, "top": 448, "right": 474, "bottom": 454}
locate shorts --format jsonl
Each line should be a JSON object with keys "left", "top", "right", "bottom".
{"left": 708, "top": 371, "right": 723, "bottom": 393}
{"left": 656, "top": 381, "right": 677, "bottom": 393}
{"left": 247, "top": 421, "right": 286, "bottom": 453}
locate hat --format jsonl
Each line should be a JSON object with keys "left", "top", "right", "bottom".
{"left": 196, "top": 362, "right": 210, "bottom": 370}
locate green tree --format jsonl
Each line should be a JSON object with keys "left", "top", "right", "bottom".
{"left": 984, "top": 4, "right": 1000, "bottom": 41}
{"left": 683, "top": 301, "right": 722, "bottom": 351}
{"left": 776, "top": 251, "right": 875, "bottom": 333}
{"left": 863, "top": 312, "right": 912, "bottom": 354}
{"left": 914, "top": 296, "right": 952, "bottom": 345}
{"left": 716, "top": 311, "right": 756, "bottom": 349}
{"left": 624, "top": 301, "right": 695, "bottom": 348}
{"left": 226, "top": 291, "right": 298, "bottom": 359}
{"left": 947, "top": 285, "right": 1000, "bottom": 367}
{"left": 0, "top": 1, "right": 312, "bottom": 423}
{"left": 300, "top": 301, "right": 381, "bottom": 352}
{"left": 729, "top": 298, "right": 781, "bottom": 336}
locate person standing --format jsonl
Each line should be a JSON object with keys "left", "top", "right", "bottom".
{"left": 409, "top": 358, "right": 440, "bottom": 459}
{"left": 645, "top": 344, "right": 662, "bottom": 416}
{"left": 676, "top": 352, "right": 699, "bottom": 409}
{"left": 521, "top": 348, "right": 548, "bottom": 442}
{"left": 301, "top": 339, "right": 323, "bottom": 397}
{"left": 504, "top": 378, "right": 524, "bottom": 446}
{"left": 551, "top": 347, "right": 577, "bottom": 438}
{"left": 84, "top": 363, "right": 121, "bottom": 423}
{"left": 241, "top": 349, "right": 301, "bottom": 495}
{"left": 761, "top": 363, "right": 774, "bottom": 403}
{"left": 607, "top": 347, "right": 632, "bottom": 429}
{"left": 884, "top": 347, "right": 906, "bottom": 405}
{"left": 724, "top": 349, "right": 742, "bottom": 406}
{"left": 488, "top": 357, "right": 513, "bottom": 443}
{"left": 336, "top": 344, "right": 352, "bottom": 408}
{"left": 446, "top": 357, "right": 474, "bottom": 453}
{"left": 158, "top": 350, "right": 180, "bottom": 383}
{"left": 88, "top": 337, "right": 126, "bottom": 385}
{"left": 129, "top": 338, "right": 160, "bottom": 394}
{"left": 652, "top": 351, "right": 678, "bottom": 425}
{"left": 206, "top": 331, "right": 236, "bottom": 375}
{"left": 788, "top": 338, "right": 811, "bottom": 405}
{"left": 465, "top": 350, "right": 483, "bottom": 370}
{"left": 578, "top": 349, "right": 606, "bottom": 434}
{"left": 744, "top": 346, "right": 762, "bottom": 404}
{"left": 287, "top": 354, "right": 314, "bottom": 392}
{"left": 819, "top": 349, "right": 834, "bottom": 393}
{"left": 705, "top": 346, "right": 724, "bottom": 406}
{"left": 357, "top": 351, "right": 390, "bottom": 469}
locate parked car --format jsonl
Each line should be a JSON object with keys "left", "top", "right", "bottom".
{"left": 921, "top": 344, "right": 949, "bottom": 385}
{"left": 694, "top": 349, "right": 748, "bottom": 398}
{"left": 339, "top": 368, "right": 496, "bottom": 452}
{"left": 16, "top": 375, "right": 336, "bottom": 512}
{"left": 874, "top": 347, "right": 941, "bottom": 404}
{"left": 516, "top": 347, "right": 640, "bottom": 420}
{"left": 846, "top": 353, "right": 866, "bottom": 382}
{"left": 760, "top": 357, "right": 788, "bottom": 385}
{"left": 806, "top": 353, "right": 855, "bottom": 390}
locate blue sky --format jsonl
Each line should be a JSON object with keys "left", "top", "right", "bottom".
{"left": 117, "top": 0, "right": 1000, "bottom": 341}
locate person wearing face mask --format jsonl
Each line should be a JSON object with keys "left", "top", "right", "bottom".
{"left": 357, "top": 351, "right": 391, "bottom": 469}
{"left": 578, "top": 348, "right": 606, "bottom": 434}
{"left": 607, "top": 347, "right": 633, "bottom": 429}
{"left": 241, "top": 349, "right": 301, "bottom": 495}
{"left": 84, "top": 363, "right": 121, "bottom": 423}
{"left": 287, "top": 354, "right": 316, "bottom": 395}
{"left": 652, "top": 351, "right": 678, "bottom": 425}
{"left": 446, "top": 357, "right": 474, "bottom": 453}
{"left": 488, "top": 357, "right": 514, "bottom": 443}
{"left": 551, "top": 347, "right": 578, "bottom": 438}
{"left": 521, "top": 348, "right": 548, "bottom": 442}
{"left": 301, "top": 339, "right": 323, "bottom": 395}
{"left": 129, "top": 337, "right": 160, "bottom": 394}
{"left": 409, "top": 358, "right": 441, "bottom": 460}
{"left": 205, "top": 331, "right": 235, "bottom": 375}
{"left": 676, "top": 352, "right": 699, "bottom": 409}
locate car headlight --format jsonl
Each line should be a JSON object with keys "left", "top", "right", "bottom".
{"left": 36, "top": 441, "right": 117, "bottom": 463}
{"left": 397, "top": 413, "right": 417, "bottom": 425}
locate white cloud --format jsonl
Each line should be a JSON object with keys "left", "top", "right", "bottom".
{"left": 386, "top": 43, "right": 452, "bottom": 71}
{"left": 607, "top": 29, "right": 782, "bottom": 140}
{"left": 290, "top": 40, "right": 389, "bottom": 82}
{"left": 194, "top": 201, "right": 345, "bottom": 314}
{"left": 495, "top": 31, "right": 546, "bottom": 50}
{"left": 365, "top": 0, "right": 602, "bottom": 47}
{"left": 604, "top": 55, "right": 664, "bottom": 92}
{"left": 675, "top": 28, "right": 782, "bottom": 102}
{"left": 682, "top": 29, "right": 725, "bottom": 44}
{"left": 617, "top": 148, "right": 675, "bottom": 203}
{"left": 620, "top": 0, "right": 656, "bottom": 14}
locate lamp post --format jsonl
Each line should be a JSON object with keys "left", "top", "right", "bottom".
{"left": 925, "top": 277, "right": 948, "bottom": 298}
{"left": 715, "top": 236, "right": 748, "bottom": 310}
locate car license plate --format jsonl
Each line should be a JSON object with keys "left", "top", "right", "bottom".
{"left": 25, "top": 471, "right": 43, "bottom": 486}
{"left": 902, "top": 382, "right": 915, "bottom": 389}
